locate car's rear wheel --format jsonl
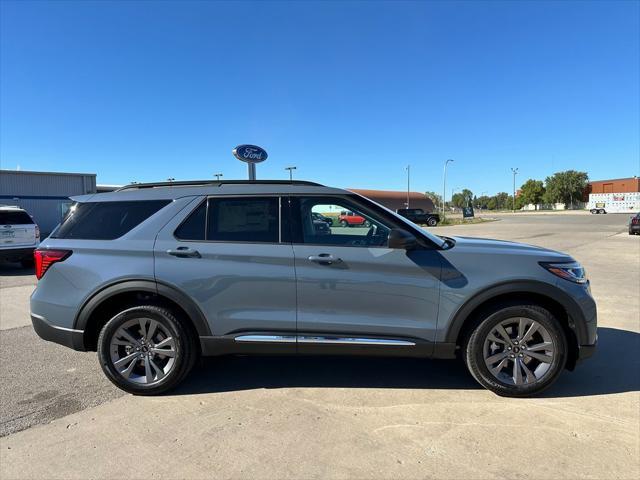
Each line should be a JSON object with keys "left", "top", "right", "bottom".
{"left": 97, "top": 305, "right": 197, "bottom": 395}
{"left": 427, "top": 217, "right": 437, "bottom": 227}
{"left": 339, "top": 220, "right": 348, "bottom": 227}
{"left": 464, "top": 304, "right": 567, "bottom": 397}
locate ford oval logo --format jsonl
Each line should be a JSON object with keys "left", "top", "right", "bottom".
{"left": 232, "top": 145, "right": 268, "bottom": 164}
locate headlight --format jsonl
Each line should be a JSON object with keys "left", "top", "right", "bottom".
{"left": 540, "top": 261, "right": 588, "bottom": 284}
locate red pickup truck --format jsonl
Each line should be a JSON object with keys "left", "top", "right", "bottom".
{"left": 338, "top": 211, "right": 370, "bottom": 227}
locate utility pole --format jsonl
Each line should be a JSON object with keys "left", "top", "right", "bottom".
{"left": 442, "top": 159, "right": 454, "bottom": 220}
{"left": 285, "top": 166, "right": 297, "bottom": 181}
{"left": 406, "top": 165, "right": 410, "bottom": 208}
{"left": 511, "top": 168, "right": 519, "bottom": 212}
{"left": 214, "top": 173, "right": 223, "bottom": 181}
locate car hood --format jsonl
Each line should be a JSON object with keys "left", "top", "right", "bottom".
{"left": 448, "top": 236, "right": 573, "bottom": 260}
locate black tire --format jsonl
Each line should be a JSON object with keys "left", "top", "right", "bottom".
{"left": 339, "top": 220, "right": 348, "bottom": 227}
{"left": 464, "top": 303, "right": 567, "bottom": 397}
{"left": 426, "top": 217, "right": 438, "bottom": 227}
{"left": 97, "top": 305, "right": 198, "bottom": 395}
{"left": 363, "top": 220, "right": 371, "bottom": 228}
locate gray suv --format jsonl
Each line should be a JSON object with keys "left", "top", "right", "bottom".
{"left": 31, "top": 180, "right": 597, "bottom": 397}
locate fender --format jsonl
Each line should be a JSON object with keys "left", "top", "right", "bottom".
{"left": 74, "top": 279, "right": 211, "bottom": 337}
{"left": 443, "top": 280, "right": 591, "bottom": 345}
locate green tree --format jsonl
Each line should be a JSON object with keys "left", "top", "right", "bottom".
{"left": 519, "top": 179, "right": 546, "bottom": 210}
{"left": 424, "top": 191, "right": 443, "bottom": 210}
{"left": 476, "top": 195, "right": 491, "bottom": 209}
{"left": 452, "top": 189, "right": 473, "bottom": 208}
{"left": 544, "top": 170, "right": 589, "bottom": 208}
{"left": 494, "top": 192, "right": 510, "bottom": 210}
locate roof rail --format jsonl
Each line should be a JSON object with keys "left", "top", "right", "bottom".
{"left": 115, "top": 179, "right": 324, "bottom": 191}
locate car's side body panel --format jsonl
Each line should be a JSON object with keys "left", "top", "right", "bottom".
{"left": 293, "top": 245, "right": 442, "bottom": 346}
{"left": 153, "top": 195, "right": 297, "bottom": 340}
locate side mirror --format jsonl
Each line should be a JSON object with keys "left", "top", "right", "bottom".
{"left": 387, "top": 228, "right": 418, "bottom": 250}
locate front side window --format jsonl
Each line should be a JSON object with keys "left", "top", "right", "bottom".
{"left": 52, "top": 200, "right": 170, "bottom": 240}
{"left": 297, "top": 197, "right": 391, "bottom": 247}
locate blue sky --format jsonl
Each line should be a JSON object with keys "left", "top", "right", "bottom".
{"left": 1, "top": 0, "right": 638, "bottom": 198}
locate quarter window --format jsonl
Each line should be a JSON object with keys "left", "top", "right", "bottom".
{"left": 52, "top": 200, "right": 170, "bottom": 240}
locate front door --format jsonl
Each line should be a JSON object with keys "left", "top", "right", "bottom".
{"left": 289, "top": 196, "right": 442, "bottom": 354}
{"left": 154, "top": 196, "right": 296, "bottom": 346}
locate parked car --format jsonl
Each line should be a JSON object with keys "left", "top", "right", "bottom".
{"left": 0, "top": 205, "right": 40, "bottom": 267}
{"left": 312, "top": 212, "right": 333, "bottom": 226}
{"left": 31, "top": 179, "right": 597, "bottom": 397}
{"left": 312, "top": 215, "right": 331, "bottom": 235}
{"left": 396, "top": 208, "right": 440, "bottom": 227}
{"left": 629, "top": 213, "right": 640, "bottom": 235}
{"left": 338, "top": 210, "right": 370, "bottom": 227}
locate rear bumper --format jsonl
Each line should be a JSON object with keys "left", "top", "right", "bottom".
{"left": 0, "top": 247, "right": 35, "bottom": 262}
{"left": 31, "top": 313, "right": 85, "bottom": 351}
{"left": 629, "top": 225, "right": 640, "bottom": 234}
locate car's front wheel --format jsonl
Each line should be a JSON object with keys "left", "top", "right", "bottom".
{"left": 97, "top": 305, "right": 197, "bottom": 395}
{"left": 427, "top": 217, "right": 438, "bottom": 227}
{"left": 464, "top": 303, "right": 567, "bottom": 397}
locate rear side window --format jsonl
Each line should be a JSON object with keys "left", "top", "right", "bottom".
{"left": 52, "top": 200, "right": 170, "bottom": 240}
{"left": 0, "top": 210, "right": 34, "bottom": 225}
{"left": 208, "top": 197, "right": 279, "bottom": 243}
{"left": 174, "top": 197, "right": 280, "bottom": 243}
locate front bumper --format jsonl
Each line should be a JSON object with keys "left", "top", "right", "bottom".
{"left": 31, "top": 313, "right": 85, "bottom": 351}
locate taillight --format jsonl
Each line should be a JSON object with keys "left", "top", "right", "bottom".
{"left": 633, "top": 218, "right": 639, "bottom": 225}
{"left": 34, "top": 249, "right": 72, "bottom": 280}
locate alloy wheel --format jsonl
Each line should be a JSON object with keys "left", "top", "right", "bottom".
{"left": 483, "top": 317, "right": 555, "bottom": 386}
{"left": 109, "top": 317, "right": 177, "bottom": 385}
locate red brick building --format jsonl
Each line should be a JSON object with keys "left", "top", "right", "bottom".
{"left": 587, "top": 177, "right": 640, "bottom": 195}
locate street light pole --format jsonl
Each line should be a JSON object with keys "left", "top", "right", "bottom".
{"left": 511, "top": 167, "right": 519, "bottom": 212}
{"left": 214, "top": 173, "right": 223, "bottom": 181}
{"left": 442, "top": 159, "right": 454, "bottom": 220}
{"left": 406, "top": 165, "right": 410, "bottom": 208}
{"left": 285, "top": 166, "right": 297, "bottom": 181}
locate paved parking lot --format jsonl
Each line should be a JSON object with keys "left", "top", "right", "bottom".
{"left": 0, "top": 212, "right": 638, "bottom": 479}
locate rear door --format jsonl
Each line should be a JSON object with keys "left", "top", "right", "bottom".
{"left": 154, "top": 196, "right": 297, "bottom": 345}
{"left": 289, "top": 195, "right": 442, "bottom": 353}
{"left": 0, "top": 210, "right": 37, "bottom": 248}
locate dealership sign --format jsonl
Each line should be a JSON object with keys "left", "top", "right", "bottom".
{"left": 232, "top": 145, "right": 268, "bottom": 164}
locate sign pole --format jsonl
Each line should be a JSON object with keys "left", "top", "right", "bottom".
{"left": 233, "top": 145, "right": 268, "bottom": 181}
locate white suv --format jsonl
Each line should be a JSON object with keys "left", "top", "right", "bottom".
{"left": 0, "top": 206, "right": 40, "bottom": 267}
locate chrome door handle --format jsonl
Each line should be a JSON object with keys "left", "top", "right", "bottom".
{"left": 308, "top": 254, "right": 341, "bottom": 265}
{"left": 167, "top": 247, "right": 201, "bottom": 258}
